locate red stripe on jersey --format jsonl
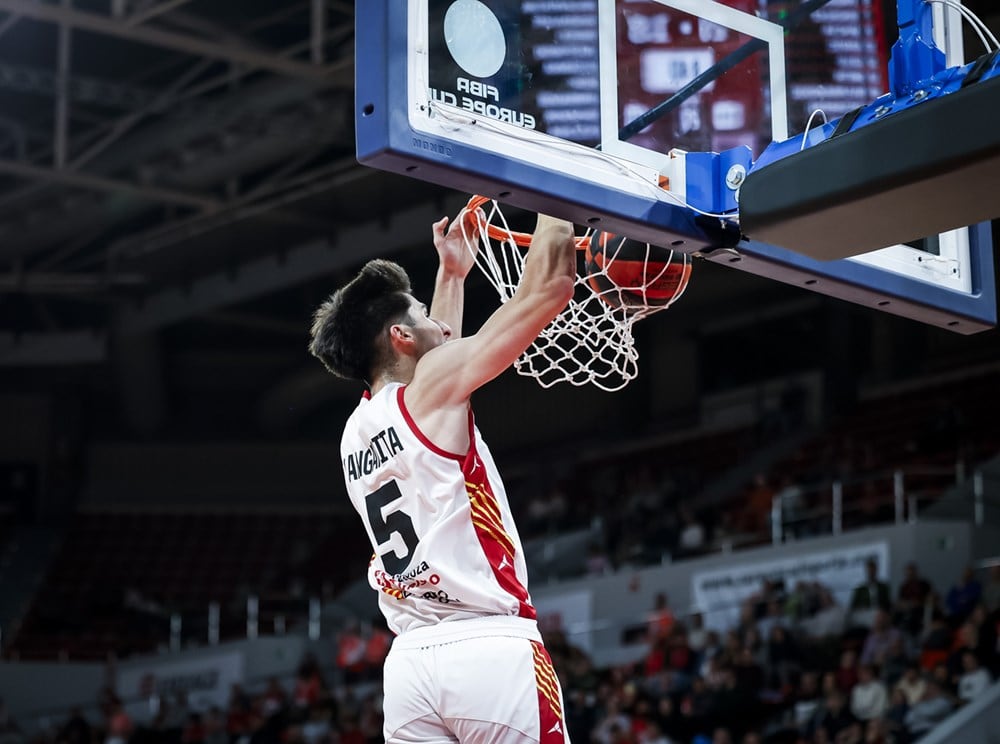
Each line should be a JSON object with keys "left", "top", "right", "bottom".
{"left": 463, "top": 444, "right": 535, "bottom": 620}
{"left": 396, "top": 386, "right": 465, "bottom": 462}
{"left": 395, "top": 383, "right": 534, "bottom": 619}
{"left": 532, "top": 641, "right": 565, "bottom": 742}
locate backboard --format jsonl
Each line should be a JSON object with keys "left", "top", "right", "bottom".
{"left": 355, "top": 0, "right": 998, "bottom": 333}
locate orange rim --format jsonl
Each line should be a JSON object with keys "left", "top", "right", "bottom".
{"left": 465, "top": 195, "right": 591, "bottom": 250}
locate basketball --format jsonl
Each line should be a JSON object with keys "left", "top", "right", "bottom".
{"left": 585, "top": 232, "right": 692, "bottom": 310}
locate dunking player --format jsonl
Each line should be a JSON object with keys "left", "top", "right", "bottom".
{"left": 308, "top": 208, "right": 576, "bottom": 743}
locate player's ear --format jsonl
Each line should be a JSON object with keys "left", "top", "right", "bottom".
{"left": 388, "top": 322, "right": 414, "bottom": 348}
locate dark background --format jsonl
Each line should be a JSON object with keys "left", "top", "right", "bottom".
{"left": 0, "top": 0, "right": 997, "bottom": 521}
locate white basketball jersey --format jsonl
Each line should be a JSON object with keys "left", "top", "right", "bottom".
{"left": 340, "top": 382, "right": 535, "bottom": 635}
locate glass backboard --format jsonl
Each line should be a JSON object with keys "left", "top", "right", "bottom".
{"left": 356, "top": 0, "right": 997, "bottom": 333}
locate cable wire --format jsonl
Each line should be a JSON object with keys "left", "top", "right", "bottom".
{"left": 428, "top": 100, "right": 741, "bottom": 221}
{"left": 924, "top": 0, "right": 999, "bottom": 52}
{"left": 800, "top": 109, "right": 829, "bottom": 151}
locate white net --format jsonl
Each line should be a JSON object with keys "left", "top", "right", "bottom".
{"left": 458, "top": 198, "right": 692, "bottom": 392}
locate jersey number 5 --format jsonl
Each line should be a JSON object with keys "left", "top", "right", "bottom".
{"left": 365, "top": 480, "right": 419, "bottom": 575}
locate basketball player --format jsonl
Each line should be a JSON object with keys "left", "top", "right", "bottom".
{"left": 308, "top": 208, "right": 576, "bottom": 743}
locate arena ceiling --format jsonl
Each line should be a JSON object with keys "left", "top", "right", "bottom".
{"left": 0, "top": 1, "right": 997, "bottom": 443}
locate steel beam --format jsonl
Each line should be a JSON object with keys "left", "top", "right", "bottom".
{"left": 116, "top": 195, "right": 468, "bottom": 334}
{"left": 0, "top": 0, "right": 335, "bottom": 81}
{"left": 126, "top": 0, "right": 194, "bottom": 26}
{"left": 54, "top": 0, "right": 71, "bottom": 169}
{"left": 115, "top": 157, "right": 360, "bottom": 257}
{"left": 0, "top": 271, "right": 146, "bottom": 292}
{"left": 311, "top": 0, "right": 326, "bottom": 64}
{"left": 0, "top": 330, "right": 106, "bottom": 365}
{"left": 0, "top": 11, "right": 20, "bottom": 38}
{"left": 0, "top": 62, "right": 156, "bottom": 108}
{"left": 0, "top": 158, "right": 219, "bottom": 210}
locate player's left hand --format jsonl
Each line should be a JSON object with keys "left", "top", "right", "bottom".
{"left": 433, "top": 208, "right": 483, "bottom": 279}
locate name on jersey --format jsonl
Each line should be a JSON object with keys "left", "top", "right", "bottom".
{"left": 344, "top": 426, "right": 404, "bottom": 482}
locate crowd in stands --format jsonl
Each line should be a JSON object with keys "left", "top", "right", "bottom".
{"left": 3, "top": 561, "right": 998, "bottom": 744}
{"left": 515, "top": 367, "right": 1000, "bottom": 578}
{"left": 550, "top": 560, "right": 999, "bottom": 743}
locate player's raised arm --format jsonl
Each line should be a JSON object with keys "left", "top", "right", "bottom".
{"left": 407, "top": 213, "right": 576, "bottom": 407}
{"left": 428, "top": 209, "right": 482, "bottom": 340}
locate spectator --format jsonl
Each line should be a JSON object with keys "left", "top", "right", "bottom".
{"left": 895, "top": 562, "right": 931, "bottom": 634}
{"left": 883, "top": 688, "right": 909, "bottom": 743}
{"left": 681, "top": 675, "right": 713, "bottom": 720}
{"left": 202, "top": 708, "right": 227, "bottom": 744}
{"left": 903, "top": 679, "right": 954, "bottom": 738}
{"left": 835, "top": 649, "right": 859, "bottom": 694}
{"left": 181, "top": 713, "right": 206, "bottom": 744}
{"left": 785, "top": 580, "right": 818, "bottom": 623}
{"left": 894, "top": 664, "right": 927, "bottom": 706}
{"left": 945, "top": 621, "right": 979, "bottom": 682}
{"left": 967, "top": 602, "right": 998, "bottom": 671}
{"left": 756, "top": 599, "right": 788, "bottom": 641}
{"left": 688, "top": 613, "right": 709, "bottom": 656}
{"left": 792, "top": 670, "right": 823, "bottom": 732}
{"left": 593, "top": 698, "right": 632, "bottom": 744}
{"left": 712, "top": 727, "right": 733, "bottom": 744}
{"left": 335, "top": 622, "right": 366, "bottom": 684}
{"left": 849, "top": 559, "right": 891, "bottom": 628}
{"left": 337, "top": 713, "right": 365, "bottom": 744}
{"left": 639, "top": 720, "right": 672, "bottom": 744}
{"left": 655, "top": 696, "right": 684, "bottom": 743}
{"left": 260, "top": 678, "right": 287, "bottom": 719}
{"left": 930, "top": 662, "right": 956, "bottom": 700}
{"left": 586, "top": 542, "right": 612, "bottom": 576}
{"left": 815, "top": 690, "right": 856, "bottom": 742}
{"left": 863, "top": 718, "right": 889, "bottom": 744}
{"left": 945, "top": 566, "right": 982, "bottom": 622}
{"left": 733, "top": 647, "right": 765, "bottom": 692}
{"left": 292, "top": 656, "right": 325, "bottom": 714}
{"left": 104, "top": 699, "right": 133, "bottom": 744}
{"left": 364, "top": 619, "right": 393, "bottom": 673}
{"left": 802, "top": 586, "right": 847, "bottom": 639}
{"left": 742, "top": 474, "right": 774, "bottom": 535}
{"left": 849, "top": 665, "right": 888, "bottom": 721}
{"left": 648, "top": 593, "right": 676, "bottom": 643}
{"left": 776, "top": 475, "right": 806, "bottom": 538}
{"left": 677, "top": 506, "right": 706, "bottom": 556}
{"left": 163, "top": 693, "right": 190, "bottom": 744}
{"left": 226, "top": 685, "right": 253, "bottom": 744}
{"left": 300, "top": 706, "right": 332, "bottom": 744}
{"left": 859, "top": 610, "right": 903, "bottom": 667}
{"left": 765, "top": 624, "right": 798, "bottom": 689}
{"left": 0, "top": 699, "right": 23, "bottom": 744}
{"left": 56, "top": 707, "right": 90, "bottom": 744}
{"left": 956, "top": 650, "right": 992, "bottom": 703}
{"left": 982, "top": 564, "right": 1000, "bottom": 613}
{"left": 878, "top": 635, "right": 910, "bottom": 686}
{"left": 919, "top": 612, "right": 953, "bottom": 671}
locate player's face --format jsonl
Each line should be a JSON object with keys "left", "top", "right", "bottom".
{"left": 404, "top": 294, "right": 451, "bottom": 355}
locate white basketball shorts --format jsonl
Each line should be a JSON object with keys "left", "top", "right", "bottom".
{"left": 382, "top": 616, "right": 570, "bottom": 744}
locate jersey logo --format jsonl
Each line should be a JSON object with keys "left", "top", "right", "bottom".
{"left": 498, "top": 555, "right": 511, "bottom": 571}
{"left": 547, "top": 722, "right": 562, "bottom": 735}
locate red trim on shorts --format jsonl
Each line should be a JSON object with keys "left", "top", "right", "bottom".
{"left": 532, "top": 641, "right": 565, "bottom": 742}
{"left": 396, "top": 386, "right": 465, "bottom": 462}
{"left": 463, "top": 436, "right": 536, "bottom": 620}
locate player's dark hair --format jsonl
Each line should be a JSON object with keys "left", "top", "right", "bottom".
{"left": 309, "top": 259, "right": 413, "bottom": 382}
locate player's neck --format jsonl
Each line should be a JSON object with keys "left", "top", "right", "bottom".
{"left": 370, "top": 359, "right": 416, "bottom": 396}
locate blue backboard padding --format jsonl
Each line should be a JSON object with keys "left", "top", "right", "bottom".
{"left": 733, "top": 221, "right": 995, "bottom": 329}
{"left": 356, "top": 0, "right": 995, "bottom": 333}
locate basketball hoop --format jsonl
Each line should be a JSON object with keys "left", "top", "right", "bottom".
{"left": 457, "top": 196, "right": 692, "bottom": 392}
